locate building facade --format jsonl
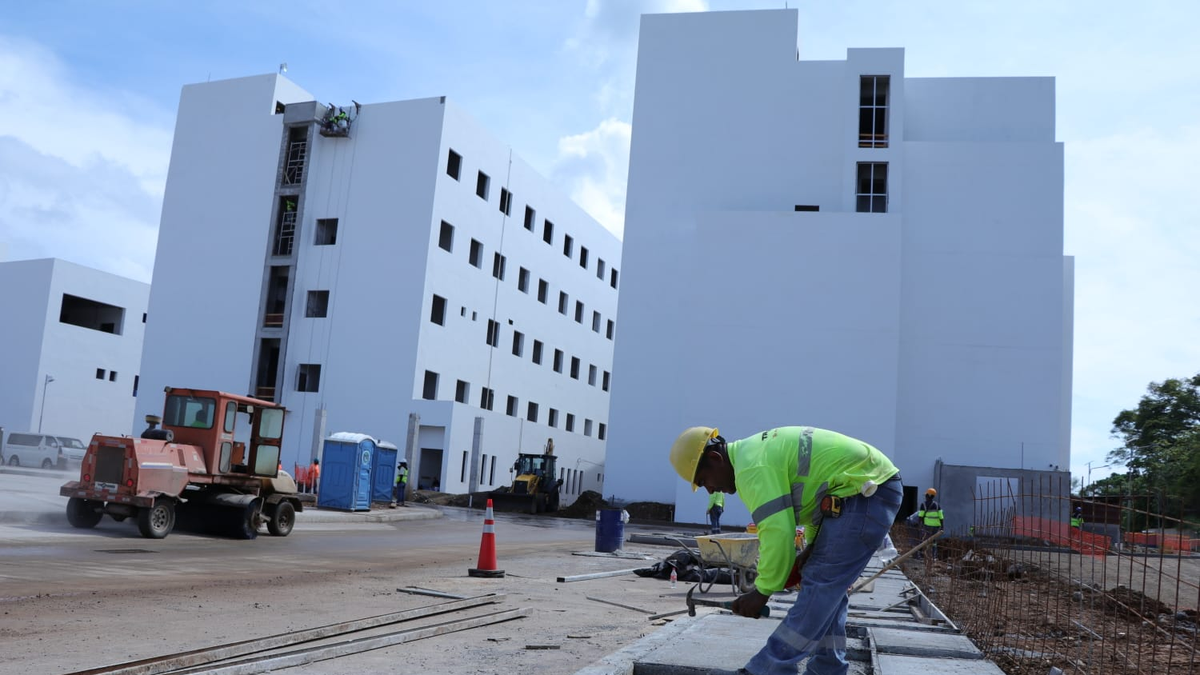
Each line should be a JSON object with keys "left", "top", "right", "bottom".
{"left": 606, "top": 10, "right": 1073, "bottom": 525}
{"left": 0, "top": 258, "right": 148, "bottom": 448}
{"left": 137, "top": 75, "right": 620, "bottom": 499}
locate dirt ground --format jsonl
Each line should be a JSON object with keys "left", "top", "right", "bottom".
{"left": 0, "top": 523, "right": 695, "bottom": 675}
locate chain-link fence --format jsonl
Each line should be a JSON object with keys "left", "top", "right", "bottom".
{"left": 896, "top": 475, "right": 1198, "bottom": 674}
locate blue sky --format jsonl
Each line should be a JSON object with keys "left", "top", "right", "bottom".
{"left": 1, "top": 1, "right": 1197, "bottom": 488}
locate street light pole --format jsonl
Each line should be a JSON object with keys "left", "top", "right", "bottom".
{"left": 1086, "top": 461, "right": 1112, "bottom": 493}
{"left": 37, "top": 374, "right": 55, "bottom": 433}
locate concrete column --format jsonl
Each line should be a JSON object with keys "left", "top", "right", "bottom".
{"left": 468, "top": 416, "right": 483, "bottom": 508}
{"left": 404, "top": 413, "right": 420, "bottom": 501}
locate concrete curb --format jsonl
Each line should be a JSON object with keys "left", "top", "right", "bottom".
{"left": 0, "top": 504, "right": 443, "bottom": 526}
{"left": 572, "top": 615, "right": 698, "bottom": 675}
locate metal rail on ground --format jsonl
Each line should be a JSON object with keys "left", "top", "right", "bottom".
{"left": 61, "top": 594, "right": 507, "bottom": 675}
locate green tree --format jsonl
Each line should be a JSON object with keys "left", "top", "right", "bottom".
{"left": 1107, "top": 373, "right": 1200, "bottom": 523}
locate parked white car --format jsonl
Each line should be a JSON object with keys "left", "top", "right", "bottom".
{"left": 56, "top": 436, "right": 88, "bottom": 466}
{"left": 3, "top": 433, "right": 64, "bottom": 468}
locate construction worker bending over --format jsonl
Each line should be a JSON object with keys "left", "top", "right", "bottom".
{"left": 671, "top": 426, "right": 901, "bottom": 675}
{"left": 916, "top": 488, "right": 944, "bottom": 559}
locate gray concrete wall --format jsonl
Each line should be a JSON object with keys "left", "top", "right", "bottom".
{"left": 936, "top": 463, "right": 1071, "bottom": 533}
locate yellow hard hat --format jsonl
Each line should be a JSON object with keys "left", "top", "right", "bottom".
{"left": 670, "top": 426, "right": 719, "bottom": 492}
{"left": 926, "top": 488, "right": 937, "bottom": 496}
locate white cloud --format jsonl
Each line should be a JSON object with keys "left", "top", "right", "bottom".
{"left": 553, "top": 118, "right": 631, "bottom": 239}
{"left": 0, "top": 35, "right": 171, "bottom": 280}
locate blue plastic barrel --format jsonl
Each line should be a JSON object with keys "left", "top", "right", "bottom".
{"left": 595, "top": 509, "right": 625, "bottom": 552}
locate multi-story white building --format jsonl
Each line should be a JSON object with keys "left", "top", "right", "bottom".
{"left": 0, "top": 258, "right": 149, "bottom": 447}
{"left": 606, "top": 10, "right": 1073, "bottom": 523}
{"left": 136, "top": 74, "right": 620, "bottom": 500}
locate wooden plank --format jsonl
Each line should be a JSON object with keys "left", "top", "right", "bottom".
{"left": 65, "top": 594, "right": 506, "bottom": 675}
{"left": 557, "top": 567, "right": 643, "bottom": 583}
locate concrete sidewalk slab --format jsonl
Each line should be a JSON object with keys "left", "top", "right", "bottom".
{"left": 877, "top": 654, "right": 1006, "bottom": 674}
{"left": 871, "top": 627, "right": 981, "bottom": 659}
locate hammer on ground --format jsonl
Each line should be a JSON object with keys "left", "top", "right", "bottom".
{"left": 685, "top": 584, "right": 771, "bottom": 618}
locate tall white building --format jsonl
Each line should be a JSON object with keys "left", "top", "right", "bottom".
{"left": 137, "top": 75, "right": 620, "bottom": 499}
{"left": 607, "top": 10, "right": 1073, "bottom": 523}
{"left": 0, "top": 258, "right": 149, "bottom": 445}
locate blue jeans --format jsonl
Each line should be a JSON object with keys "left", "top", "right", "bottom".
{"left": 709, "top": 506, "right": 723, "bottom": 534}
{"left": 744, "top": 479, "right": 903, "bottom": 675}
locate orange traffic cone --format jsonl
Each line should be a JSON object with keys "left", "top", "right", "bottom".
{"left": 468, "top": 499, "right": 505, "bottom": 578}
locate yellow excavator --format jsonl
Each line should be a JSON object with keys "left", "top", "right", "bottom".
{"left": 490, "top": 452, "right": 561, "bottom": 514}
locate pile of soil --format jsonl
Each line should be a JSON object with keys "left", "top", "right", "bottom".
{"left": 1105, "top": 585, "right": 1174, "bottom": 619}
{"left": 625, "top": 501, "right": 674, "bottom": 522}
{"left": 557, "top": 490, "right": 609, "bottom": 519}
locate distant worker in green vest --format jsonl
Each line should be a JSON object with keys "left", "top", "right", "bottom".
{"left": 670, "top": 425, "right": 902, "bottom": 675}
{"left": 1070, "top": 506, "right": 1084, "bottom": 529}
{"left": 392, "top": 461, "right": 409, "bottom": 508}
{"left": 706, "top": 490, "right": 725, "bottom": 534}
{"left": 916, "top": 488, "right": 944, "bottom": 559}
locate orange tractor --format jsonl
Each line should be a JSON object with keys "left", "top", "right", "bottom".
{"left": 60, "top": 387, "right": 302, "bottom": 539}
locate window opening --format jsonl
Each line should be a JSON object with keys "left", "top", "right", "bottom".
{"left": 549, "top": 409, "right": 559, "bottom": 427}
{"left": 512, "top": 330, "right": 524, "bottom": 357}
{"left": 524, "top": 206, "right": 536, "bottom": 231}
{"left": 592, "top": 311, "right": 601, "bottom": 332}
{"left": 858, "top": 75, "right": 890, "bottom": 148}
{"left": 599, "top": 423, "right": 607, "bottom": 440}
{"left": 476, "top": 171, "right": 490, "bottom": 200}
{"left": 447, "top": 149, "right": 462, "bottom": 180}
{"left": 610, "top": 268, "right": 619, "bottom": 289}
{"left": 60, "top": 294, "right": 125, "bottom": 334}
{"left": 518, "top": 267, "right": 529, "bottom": 293}
{"left": 855, "top": 162, "right": 888, "bottom": 213}
{"left": 456, "top": 379, "right": 470, "bottom": 403}
{"left": 579, "top": 246, "right": 589, "bottom": 269}
{"left": 486, "top": 319, "right": 500, "bottom": 347}
{"left": 526, "top": 402, "right": 538, "bottom": 423}
{"left": 563, "top": 234, "right": 574, "bottom": 258}
{"left": 492, "top": 253, "right": 506, "bottom": 280}
{"left": 588, "top": 365, "right": 597, "bottom": 386}
{"left": 553, "top": 349, "right": 564, "bottom": 373}
{"left": 469, "top": 239, "right": 483, "bottom": 268}
{"left": 306, "top": 290, "right": 330, "bottom": 318}
{"left": 602, "top": 370, "right": 610, "bottom": 392}
{"left": 558, "top": 291, "right": 568, "bottom": 315}
{"left": 570, "top": 357, "right": 580, "bottom": 380}
{"left": 438, "top": 221, "right": 454, "bottom": 252}
{"left": 423, "top": 371, "right": 439, "bottom": 400}
{"left": 506, "top": 395, "right": 518, "bottom": 417}
{"left": 479, "top": 387, "right": 495, "bottom": 411}
{"left": 543, "top": 220, "right": 554, "bottom": 245}
{"left": 297, "top": 364, "right": 321, "bottom": 392}
{"left": 566, "top": 413, "right": 575, "bottom": 432}
{"left": 499, "top": 188, "right": 512, "bottom": 215}
{"left": 532, "top": 340, "right": 543, "bottom": 364}
{"left": 315, "top": 218, "right": 338, "bottom": 245}
{"left": 537, "top": 279, "right": 548, "bottom": 304}
{"left": 430, "top": 294, "right": 446, "bottom": 325}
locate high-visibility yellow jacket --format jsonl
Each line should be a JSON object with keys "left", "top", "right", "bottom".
{"left": 917, "top": 499, "right": 944, "bottom": 527}
{"left": 707, "top": 492, "right": 724, "bottom": 510}
{"left": 396, "top": 466, "right": 409, "bottom": 485}
{"left": 1070, "top": 515, "right": 1084, "bottom": 528}
{"left": 729, "top": 426, "right": 899, "bottom": 595}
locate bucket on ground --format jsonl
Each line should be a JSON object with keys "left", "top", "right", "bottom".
{"left": 595, "top": 508, "right": 627, "bottom": 553}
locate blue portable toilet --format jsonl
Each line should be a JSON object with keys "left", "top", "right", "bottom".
{"left": 317, "top": 432, "right": 376, "bottom": 511}
{"left": 371, "top": 440, "right": 399, "bottom": 503}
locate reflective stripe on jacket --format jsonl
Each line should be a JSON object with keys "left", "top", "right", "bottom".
{"left": 728, "top": 426, "right": 899, "bottom": 595}
{"left": 917, "top": 500, "right": 943, "bottom": 527}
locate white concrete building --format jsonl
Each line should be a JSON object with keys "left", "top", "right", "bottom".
{"left": 0, "top": 258, "right": 149, "bottom": 448}
{"left": 136, "top": 75, "right": 620, "bottom": 500}
{"left": 606, "top": 10, "right": 1073, "bottom": 524}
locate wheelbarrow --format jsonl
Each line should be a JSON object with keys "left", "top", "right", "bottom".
{"left": 693, "top": 533, "right": 760, "bottom": 595}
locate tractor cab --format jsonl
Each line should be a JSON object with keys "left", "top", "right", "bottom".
{"left": 511, "top": 453, "right": 557, "bottom": 495}
{"left": 159, "top": 387, "right": 284, "bottom": 478}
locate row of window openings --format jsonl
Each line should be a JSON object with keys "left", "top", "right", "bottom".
{"left": 440, "top": 220, "right": 618, "bottom": 291}
{"left": 445, "top": 150, "right": 619, "bottom": 288}
{"left": 427, "top": 372, "right": 608, "bottom": 440}
{"left": 431, "top": 287, "right": 614, "bottom": 340}
{"left": 90, "top": 369, "right": 140, "bottom": 397}
{"left": 463, "top": 452, "right": 594, "bottom": 495}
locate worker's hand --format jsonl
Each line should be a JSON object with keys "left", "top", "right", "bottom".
{"left": 730, "top": 589, "right": 770, "bottom": 619}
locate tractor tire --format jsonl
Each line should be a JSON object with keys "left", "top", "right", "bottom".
{"left": 230, "top": 503, "right": 261, "bottom": 540}
{"left": 8, "top": 455, "right": 19, "bottom": 466}
{"left": 66, "top": 498, "right": 103, "bottom": 529}
{"left": 137, "top": 499, "right": 175, "bottom": 539}
{"left": 267, "top": 502, "right": 295, "bottom": 537}
{"left": 41, "top": 458, "right": 54, "bottom": 469}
